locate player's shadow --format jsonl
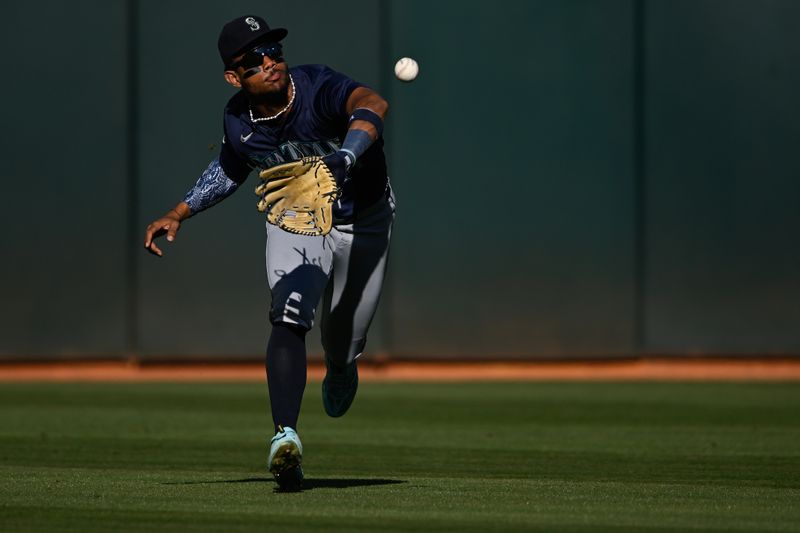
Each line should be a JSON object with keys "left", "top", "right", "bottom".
{"left": 164, "top": 477, "right": 405, "bottom": 491}
{"left": 293, "top": 478, "right": 405, "bottom": 490}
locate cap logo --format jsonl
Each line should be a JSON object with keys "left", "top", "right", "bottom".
{"left": 245, "top": 17, "right": 260, "bottom": 31}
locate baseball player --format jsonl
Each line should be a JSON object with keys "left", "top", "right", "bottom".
{"left": 143, "top": 15, "right": 394, "bottom": 491}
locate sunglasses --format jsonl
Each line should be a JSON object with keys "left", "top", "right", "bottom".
{"left": 230, "top": 42, "right": 284, "bottom": 72}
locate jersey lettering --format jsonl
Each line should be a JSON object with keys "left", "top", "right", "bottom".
{"left": 251, "top": 139, "right": 341, "bottom": 169}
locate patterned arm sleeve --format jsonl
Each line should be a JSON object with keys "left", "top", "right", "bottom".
{"left": 183, "top": 157, "right": 240, "bottom": 216}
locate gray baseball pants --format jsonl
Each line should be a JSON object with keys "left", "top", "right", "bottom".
{"left": 265, "top": 188, "right": 395, "bottom": 365}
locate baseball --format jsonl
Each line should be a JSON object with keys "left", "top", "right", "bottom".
{"left": 394, "top": 57, "right": 419, "bottom": 82}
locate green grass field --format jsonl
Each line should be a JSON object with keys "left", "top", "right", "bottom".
{"left": 1, "top": 381, "right": 799, "bottom": 532}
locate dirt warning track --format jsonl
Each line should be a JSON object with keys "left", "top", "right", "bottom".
{"left": 1, "top": 358, "right": 799, "bottom": 382}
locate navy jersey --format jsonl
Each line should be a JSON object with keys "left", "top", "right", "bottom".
{"left": 218, "top": 64, "right": 388, "bottom": 220}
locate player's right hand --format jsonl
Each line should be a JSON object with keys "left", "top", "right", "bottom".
{"left": 144, "top": 214, "right": 182, "bottom": 257}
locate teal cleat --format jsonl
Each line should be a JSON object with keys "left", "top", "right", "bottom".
{"left": 268, "top": 426, "right": 303, "bottom": 492}
{"left": 322, "top": 359, "right": 359, "bottom": 417}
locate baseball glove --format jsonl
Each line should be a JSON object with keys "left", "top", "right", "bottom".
{"left": 255, "top": 156, "right": 341, "bottom": 236}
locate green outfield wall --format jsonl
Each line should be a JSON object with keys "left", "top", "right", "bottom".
{"left": 1, "top": 0, "right": 798, "bottom": 360}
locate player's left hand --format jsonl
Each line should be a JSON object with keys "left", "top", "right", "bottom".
{"left": 321, "top": 151, "right": 350, "bottom": 185}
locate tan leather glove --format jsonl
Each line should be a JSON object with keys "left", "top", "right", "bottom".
{"left": 255, "top": 157, "right": 341, "bottom": 236}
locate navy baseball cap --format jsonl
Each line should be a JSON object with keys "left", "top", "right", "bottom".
{"left": 218, "top": 15, "right": 288, "bottom": 67}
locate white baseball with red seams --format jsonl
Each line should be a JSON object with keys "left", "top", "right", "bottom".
{"left": 394, "top": 57, "right": 419, "bottom": 82}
